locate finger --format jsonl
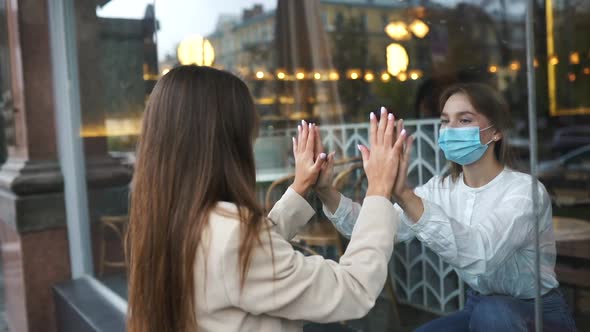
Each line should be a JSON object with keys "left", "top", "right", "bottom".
{"left": 377, "top": 106, "right": 388, "bottom": 144}
{"left": 322, "top": 152, "right": 336, "bottom": 171}
{"left": 313, "top": 152, "right": 327, "bottom": 171}
{"left": 393, "top": 129, "right": 407, "bottom": 157}
{"left": 292, "top": 136, "right": 297, "bottom": 157}
{"left": 396, "top": 134, "right": 413, "bottom": 189}
{"left": 369, "top": 112, "right": 377, "bottom": 147}
{"left": 314, "top": 127, "right": 324, "bottom": 157}
{"left": 404, "top": 135, "right": 415, "bottom": 162}
{"left": 384, "top": 113, "right": 395, "bottom": 148}
{"left": 396, "top": 118, "right": 404, "bottom": 139}
{"left": 306, "top": 123, "right": 316, "bottom": 156}
{"left": 297, "top": 124, "right": 302, "bottom": 153}
{"left": 300, "top": 120, "right": 308, "bottom": 151}
{"left": 358, "top": 144, "right": 370, "bottom": 165}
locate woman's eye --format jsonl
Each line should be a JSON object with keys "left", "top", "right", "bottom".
{"left": 440, "top": 119, "right": 449, "bottom": 124}
{"left": 459, "top": 119, "right": 472, "bottom": 124}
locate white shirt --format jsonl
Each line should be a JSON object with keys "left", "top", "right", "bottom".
{"left": 323, "top": 168, "right": 559, "bottom": 299}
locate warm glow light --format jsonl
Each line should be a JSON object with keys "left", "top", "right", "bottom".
{"left": 488, "top": 65, "right": 498, "bottom": 73}
{"left": 584, "top": 67, "right": 590, "bottom": 75}
{"left": 314, "top": 72, "right": 321, "bottom": 80}
{"left": 296, "top": 72, "right": 305, "bottom": 80}
{"left": 162, "top": 68, "right": 170, "bottom": 75}
{"left": 256, "top": 71, "right": 264, "bottom": 79}
{"left": 568, "top": 73, "right": 576, "bottom": 82}
{"left": 385, "top": 21, "right": 411, "bottom": 41}
{"left": 177, "top": 35, "right": 215, "bottom": 66}
{"left": 364, "top": 72, "right": 374, "bottom": 82}
{"left": 386, "top": 43, "right": 409, "bottom": 76}
{"left": 381, "top": 72, "right": 391, "bottom": 82}
{"left": 549, "top": 55, "right": 559, "bottom": 65}
{"left": 350, "top": 72, "right": 359, "bottom": 80}
{"left": 409, "top": 19, "right": 429, "bottom": 38}
{"left": 570, "top": 52, "right": 580, "bottom": 64}
{"left": 409, "top": 70, "right": 422, "bottom": 80}
{"left": 277, "top": 71, "right": 286, "bottom": 79}
{"left": 398, "top": 72, "right": 407, "bottom": 82}
{"left": 329, "top": 71, "right": 339, "bottom": 80}
{"left": 509, "top": 61, "right": 521, "bottom": 71}
{"left": 534, "top": 59, "right": 539, "bottom": 68}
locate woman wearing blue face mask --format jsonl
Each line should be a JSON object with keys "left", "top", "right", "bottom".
{"left": 313, "top": 83, "right": 577, "bottom": 331}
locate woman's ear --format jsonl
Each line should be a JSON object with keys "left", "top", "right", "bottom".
{"left": 493, "top": 130, "right": 503, "bottom": 141}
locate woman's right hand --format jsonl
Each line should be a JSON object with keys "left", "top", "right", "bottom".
{"left": 358, "top": 107, "right": 407, "bottom": 198}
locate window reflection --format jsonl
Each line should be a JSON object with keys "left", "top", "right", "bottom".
{"left": 84, "top": 0, "right": 590, "bottom": 329}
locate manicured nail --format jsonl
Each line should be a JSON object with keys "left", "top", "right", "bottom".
{"left": 357, "top": 144, "right": 362, "bottom": 151}
{"left": 319, "top": 153, "right": 327, "bottom": 159}
{"left": 370, "top": 112, "right": 375, "bottom": 120}
{"left": 401, "top": 129, "right": 407, "bottom": 136}
{"left": 298, "top": 125, "right": 301, "bottom": 131}
{"left": 292, "top": 137, "right": 296, "bottom": 143}
{"left": 381, "top": 106, "right": 386, "bottom": 114}
{"left": 301, "top": 120, "right": 305, "bottom": 126}
{"left": 388, "top": 113, "right": 394, "bottom": 120}
{"left": 309, "top": 123, "right": 312, "bottom": 129}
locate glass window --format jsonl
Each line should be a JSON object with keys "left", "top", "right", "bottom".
{"left": 63, "top": 0, "right": 589, "bottom": 330}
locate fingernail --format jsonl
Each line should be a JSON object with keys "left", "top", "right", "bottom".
{"left": 370, "top": 112, "right": 375, "bottom": 120}
{"left": 357, "top": 144, "right": 362, "bottom": 151}
{"left": 292, "top": 137, "right": 296, "bottom": 143}
{"left": 298, "top": 125, "right": 301, "bottom": 131}
{"left": 301, "top": 120, "right": 306, "bottom": 126}
{"left": 309, "top": 123, "right": 312, "bottom": 129}
{"left": 388, "top": 113, "right": 394, "bottom": 120}
{"left": 401, "top": 129, "right": 407, "bottom": 136}
{"left": 319, "top": 153, "right": 327, "bottom": 159}
{"left": 381, "top": 106, "right": 386, "bottom": 114}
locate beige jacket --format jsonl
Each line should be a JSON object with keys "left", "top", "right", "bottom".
{"left": 195, "top": 188, "right": 397, "bottom": 332}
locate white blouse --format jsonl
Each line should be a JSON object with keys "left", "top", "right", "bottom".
{"left": 323, "top": 168, "right": 559, "bottom": 299}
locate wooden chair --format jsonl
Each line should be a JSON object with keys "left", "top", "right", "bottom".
{"left": 98, "top": 215, "right": 128, "bottom": 277}
{"left": 332, "top": 162, "right": 401, "bottom": 328}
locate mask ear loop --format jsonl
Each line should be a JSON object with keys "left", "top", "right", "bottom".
{"left": 480, "top": 124, "right": 496, "bottom": 145}
{"left": 479, "top": 124, "right": 494, "bottom": 132}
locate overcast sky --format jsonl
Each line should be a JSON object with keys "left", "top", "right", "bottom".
{"left": 97, "top": 0, "right": 526, "bottom": 60}
{"left": 97, "top": 0, "right": 277, "bottom": 59}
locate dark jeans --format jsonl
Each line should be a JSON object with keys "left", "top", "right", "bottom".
{"left": 415, "top": 289, "right": 577, "bottom": 332}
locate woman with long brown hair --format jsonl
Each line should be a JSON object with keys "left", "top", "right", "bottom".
{"left": 126, "top": 65, "right": 408, "bottom": 332}
{"left": 314, "top": 83, "right": 577, "bottom": 331}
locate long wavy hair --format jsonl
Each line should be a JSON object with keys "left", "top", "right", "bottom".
{"left": 439, "top": 83, "right": 515, "bottom": 182}
{"left": 126, "top": 65, "right": 266, "bottom": 332}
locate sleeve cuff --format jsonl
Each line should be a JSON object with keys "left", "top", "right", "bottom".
{"left": 322, "top": 193, "right": 351, "bottom": 221}
{"left": 401, "top": 198, "right": 431, "bottom": 234}
{"left": 282, "top": 187, "right": 316, "bottom": 224}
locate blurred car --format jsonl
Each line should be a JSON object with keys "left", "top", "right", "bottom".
{"left": 551, "top": 126, "right": 590, "bottom": 154}
{"left": 538, "top": 144, "right": 590, "bottom": 207}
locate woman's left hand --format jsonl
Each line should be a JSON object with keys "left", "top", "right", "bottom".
{"left": 392, "top": 119, "right": 416, "bottom": 206}
{"left": 291, "top": 120, "right": 326, "bottom": 196}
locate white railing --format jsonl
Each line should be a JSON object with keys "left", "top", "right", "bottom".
{"left": 257, "top": 118, "right": 464, "bottom": 315}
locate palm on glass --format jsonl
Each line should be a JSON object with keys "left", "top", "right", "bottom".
{"left": 358, "top": 107, "right": 408, "bottom": 198}
{"left": 312, "top": 127, "right": 335, "bottom": 192}
{"left": 392, "top": 119, "right": 415, "bottom": 204}
{"left": 291, "top": 120, "right": 327, "bottom": 196}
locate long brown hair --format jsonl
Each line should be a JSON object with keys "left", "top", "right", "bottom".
{"left": 126, "top": 66, "right": 266, "bottom": 332}
{"left": 439, "top": 83, "right": 514, "bottom": 182}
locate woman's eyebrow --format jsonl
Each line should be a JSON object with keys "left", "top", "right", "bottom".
{"left": 440, "top": 110, "right": 475, "bottom": 117}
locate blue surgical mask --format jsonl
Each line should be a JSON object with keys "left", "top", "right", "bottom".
{"left": 438, "top": 125, "right": 494, "bottom": 165}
